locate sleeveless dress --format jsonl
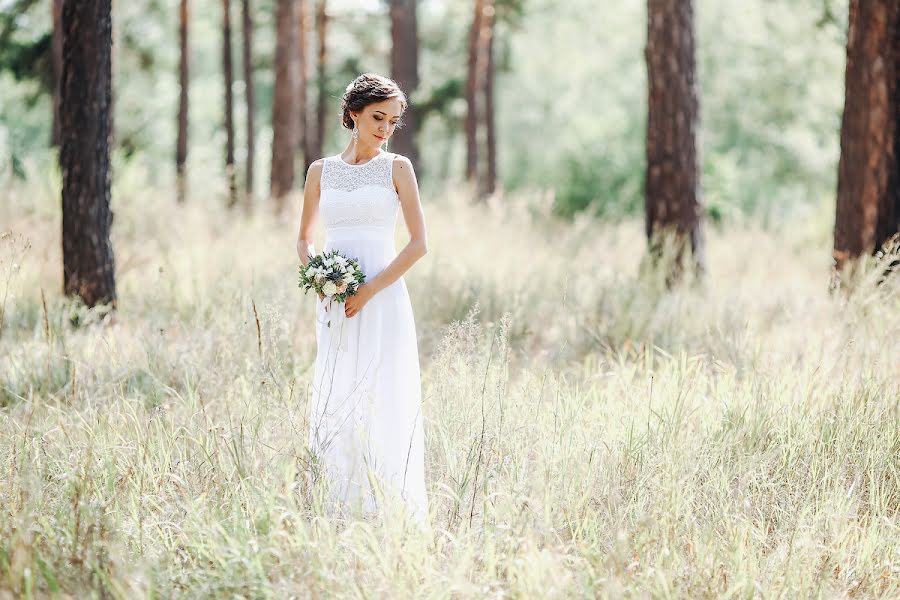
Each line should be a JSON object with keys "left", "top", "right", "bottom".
{"left": 308, "top": 150, "right": 428, "bottom": 524}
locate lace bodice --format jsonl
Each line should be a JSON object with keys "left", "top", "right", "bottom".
{"left": 319, "top": 151, "right": 399, "bottom": 230}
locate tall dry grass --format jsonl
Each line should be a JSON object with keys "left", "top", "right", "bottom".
{"left": 1, "top": 169, "right": 898, "bottom": 598}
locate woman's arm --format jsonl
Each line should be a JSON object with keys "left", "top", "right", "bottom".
{"left": 296, "top": 159, "right": 324, "bottom": 266}
{"left": 344, "top": 155, "right": 427, "bottom": 318}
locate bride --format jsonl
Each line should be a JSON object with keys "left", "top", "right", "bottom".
{"left": 295, "top": 73, "right": 429, "bottom": 524}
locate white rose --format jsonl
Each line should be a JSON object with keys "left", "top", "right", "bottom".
{"left": 341, "top": 272, "right": 354, "bottom": 283}
{"left": 336, "top": 282, "right": 348, "bottom": 294}
{"left": 324, "top": 258, "right": 334, "bottom": 267}
{"left": 322, "top": 281, "right": 338, "bottom": 296}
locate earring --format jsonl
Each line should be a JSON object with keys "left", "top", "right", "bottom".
{"left": 352, "top": 125, "right": 359, "bottom": 145}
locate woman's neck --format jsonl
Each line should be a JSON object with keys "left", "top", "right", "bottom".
{"left": 341, "top": 143, "right": 382, "bottom": 165}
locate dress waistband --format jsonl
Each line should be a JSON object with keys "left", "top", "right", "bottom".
{"left": 325, "top": 226, "right": 393, "bottom": 242}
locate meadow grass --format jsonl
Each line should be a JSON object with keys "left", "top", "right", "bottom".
{"left": 0, "top": 172, "right": 898, "bottom": 598}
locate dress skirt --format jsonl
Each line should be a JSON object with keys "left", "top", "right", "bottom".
{"left": 308, "top": 225, "right": 428, "bottom": 523}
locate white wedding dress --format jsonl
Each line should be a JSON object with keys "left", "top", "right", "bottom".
{"left": 308, "top": 150, "right": 428, "bottom": 524}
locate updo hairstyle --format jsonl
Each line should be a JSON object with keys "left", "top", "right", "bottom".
{"left": 340, "top": 73, "right": 408, "bottom": 130}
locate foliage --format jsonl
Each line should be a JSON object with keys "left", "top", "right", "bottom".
{"left": 500, "top": 0, "right": 849, "bottom": 222}
{"left": 1, "top": 0, "right": 849, "bottom": 222}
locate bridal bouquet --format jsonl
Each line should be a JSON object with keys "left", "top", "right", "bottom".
{"left": 298, "top": 250, "right": 366, "bottom": 317}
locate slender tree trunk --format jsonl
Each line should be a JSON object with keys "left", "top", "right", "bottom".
{"left": 483, "top": 0, "right": 497, "bottom": 196}
{"left": 297, "top": 0, "right": 310, "bottom": 172}
{"left": 883, "top": 13, "right": 900, "bottom": 257}
{"left": 271, "top": 0, "right": 298, "bottom": 209}
{"left": 60, "top": 0, "right": 116, "bottom": 309}
{"left": 644, "top": 0, "right": 704, "bottom": 282}
{"left": 176, "top": 0, "right": 189, "bottom": 203}
{"left": 834, "top": 0, "right": 900, "bottom": 274}
{"left": 51, "top": 0, "right": 63, "bottom": 147}
{"left": 389, "top": 0, "right": 419, "bottom": 165}
{"left": 464, "top": 0, "right": 484, "bottom": 184}
{"left": 312, "top": 0, "right": 328, "bottom": 164}
{"left": 242, "top": 0, "right": 255, "bottom": 205}
{"left": 223, "top": 0, "right": 238, "bottom": 207}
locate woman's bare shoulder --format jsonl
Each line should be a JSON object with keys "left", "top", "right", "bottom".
{"left": 391, "top": 154, "right": 416, "bottom": 182}
{"left": 391, "top": 153, "right": 413, "bottom": 169}
{"left": 304, "top": 158, "right": 326, "bottom": 185}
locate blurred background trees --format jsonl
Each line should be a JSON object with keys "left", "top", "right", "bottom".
{"left": 176, "top": 0, "right": 189, "bottom": 203}
{"left": 58, "top": 0, "right": 116, "bottom": 308}
{"left": 221, "top": 0, "right": 237, "bottom": 207}
{"left": 389, "top": 0, "right": 419, "bottom": 166}
{"left": 644, "top": 0, "right": 703, "bottom": 282}
{"left": 270, "top": 0, "right": 299, "bottom": 209}
{"left": 0, "top": 0, "right": 852, "bottom": 221}
{"left": 241, "top": 0, "right": 255, "bottom": 204}
{"left": 2, "top": 0, "right": 900, "bottom": 306}
{"left": 832, "top": 0, "right": 899, "bottom": 274}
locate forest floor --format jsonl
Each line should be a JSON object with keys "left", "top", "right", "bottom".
{"left": 1, "top": 180, "right": 898, "bottom": 598}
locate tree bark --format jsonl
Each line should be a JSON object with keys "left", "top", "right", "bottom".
{"left": 60, "top": 0, "right": 116, "bottom": 309}
{"left": 271, "top": 0, "right": 298, "bottom": 209}
{"left": 464, "top": 0, "right": 484, "bottom": 184}
{"left": 644, "top": 0, "right": 704, "bottom": 281}
{"left": 312, "top": 0, "right": 328, "bottom": 165}
{"left": 242, "top": 0, "right": 255, "bottom": 205}
{"left": 223, "top": 0, "right": 238, "bottom": 207}
{"left": 390, "top": 0, "right": 419, "bottom": 165}
{"left": 51, "top": 0, "right": 63, "bottom": 147}
{"left": 297, "top": 0, "right": 310, "bottom": 172}
{"left": 834, "top": 0, "right": 900, "bottom": 273}
{"left": 176, "top": 0, "right": 189, "bottom": 203}
{"left": 483, "top": 0, "right": 497, "bottom": 196}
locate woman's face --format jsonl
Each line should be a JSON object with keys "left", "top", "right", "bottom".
{"left": 352, "top": 97, "right": 404, "bottom": 149}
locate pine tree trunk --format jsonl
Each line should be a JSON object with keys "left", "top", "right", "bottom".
{"left": 390, "top": 0, "right": 419, "bottom": 165}
{"left": 882, "top": 12, "right": 900, "bottom": 255}
{"left": 223, "top": 0, "right": 238, "bottom": 207}
{"left": 176, "top": 0, "right": 189, "bottom": 204}
{"left": 313, "top": 0, "right": 328, "bottom": 164}
{"left": 297, "top": 0, "right": 310, "bottom": 172}
{"left": 834, "top": 0, "right": 900, "bottom": 273}
{"left": 645, "top": 0, "right": 704, "bottom": 281}
{"left": 464, "top": 0, "right": 484, "bottom": 184}
{"left": 60, "top": 0, "right": 116, "bottom": 309}
{"left": 51, "top": 0, "right": 63, "bottom": 147}
{"left": 271, "top": 0, "right": 298, "bottom": 209}
{"left": 483, "top": 0, "right": 497, "bottom": 196}
{"left": 242, "top": 0, "right": 255, "bottom": 205}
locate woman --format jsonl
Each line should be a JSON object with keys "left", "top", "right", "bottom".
{"left": 296, "top": 73, "right": 429, "bottom": 524}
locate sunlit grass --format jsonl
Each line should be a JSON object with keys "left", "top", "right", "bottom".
{"left": 1, "top": 171, "right": 898, "bottom": 598}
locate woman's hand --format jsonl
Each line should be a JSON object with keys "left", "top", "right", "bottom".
{"left": 300, "top": 256, "right": 323, "bottom": 300}
{"left": 344, "top": 283, "right": 374, "bottom": 318}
